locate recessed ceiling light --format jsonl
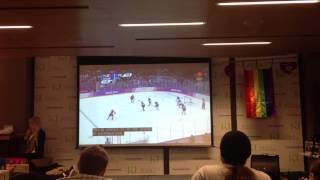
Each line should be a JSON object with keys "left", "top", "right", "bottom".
{"left": 119, "top": 22, "right": 206, "bottom": 27}
{"left": 202, "top": 42, "right": 272, "bottom": 46}
{"left": 0, "top": 25, "right": 33, "bottom": 29}
{"left": 217, "top": 0, "right": 319, "bottom": 6}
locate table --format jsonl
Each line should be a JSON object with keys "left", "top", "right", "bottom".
{"left": 0, "top": 134, "right": 25, "bottom": 157}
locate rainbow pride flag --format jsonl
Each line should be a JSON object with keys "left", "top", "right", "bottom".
{"left": 244, "top": 69, "right": 275, "bottom": 118}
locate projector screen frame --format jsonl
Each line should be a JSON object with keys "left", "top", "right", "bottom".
{"left": 77, "top": 56, "right": 214, "bottom": 148}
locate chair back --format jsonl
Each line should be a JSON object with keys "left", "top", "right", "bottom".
{"left": 251, "top": 154, "right": 280, "bottom": 180}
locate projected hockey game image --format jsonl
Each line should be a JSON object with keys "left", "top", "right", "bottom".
{"left": 78, "top": 61, "right": 212, "bottom": 146}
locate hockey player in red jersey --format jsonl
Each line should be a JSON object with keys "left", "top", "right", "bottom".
{"left": 181, "top": 104, "right": 186, "bottom": 115}
{"left": 107, "top": 109, "right": 116, "bottom": 120}
{"left": 202, "top": 98, "right": 206, "bottom": 110}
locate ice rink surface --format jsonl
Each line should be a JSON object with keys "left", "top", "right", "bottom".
{"left": 79, "top": 91, "right": 211, "bottom": 146}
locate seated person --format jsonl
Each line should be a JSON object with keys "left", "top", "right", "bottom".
{"left": 309, "top": 160, "right": 320, "bottom": 180}
{"left": 301, "top": 160, "right": 320, "bottom": 180}
{"left": 192, "top": 130, "right": 271, "bottom": 180}
{"left": 59, "top": 146, "right": 111, "bottom": 180}
{"left": 24, "top": 116, "right": 46, "bottom": 159}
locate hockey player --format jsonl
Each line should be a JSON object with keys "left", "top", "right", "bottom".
{"left": 176, "top": 97, "right": 182, "bottom": 107}
{"left": 141, "top": 101, "right": 145, "bottom": 111}
{"left": 154, "top": 101, "right": 159, "bottom": 110}
{"left": 181, "top": 104, "right": 186, "bottom": 115}
{"left": 148, "top": 98, "right": 152, "bottom": 106}
{"left": 107, "top": 109, "right": 116, "bottom": 120}
{"left": 202, "top": 98, "right": 206, "bottom": 110}
{"left": 130, "top": 94, "right": 135, "bottom": 103}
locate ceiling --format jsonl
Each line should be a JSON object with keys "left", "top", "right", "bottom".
{"left": 0, "top": 0, "right": 319, "bottom": 58}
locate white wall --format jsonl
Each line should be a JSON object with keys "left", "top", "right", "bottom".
{"left": 34, "top": 55, "right": 303, "bottom": 180}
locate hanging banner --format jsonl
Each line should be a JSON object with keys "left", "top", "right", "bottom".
{"left": 244, "top": 69, "right": 275, "bottom": 118}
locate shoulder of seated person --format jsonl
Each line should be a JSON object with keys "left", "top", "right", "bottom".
{"left": 198, "top": 164, "right": 224, "bottom": 172}
{"left": 57, "top": 176, "right": 112, "bottom": 180}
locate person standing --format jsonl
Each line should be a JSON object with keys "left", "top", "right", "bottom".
{"left": 24, "top": 116, "right": 46, "bottom": 159}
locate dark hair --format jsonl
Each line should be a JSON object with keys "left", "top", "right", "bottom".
{"left": 310, "top": 160, "right": 320, "bottom": 180}
{"left": 78, "top": 146, "right": 109, "bottom": 175}
{"left": 220, "top": 131, "right": 254, "bottom": 180}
